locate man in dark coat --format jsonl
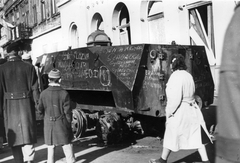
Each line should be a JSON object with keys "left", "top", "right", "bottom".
{"left": 0, "top": 57, "right": 6, "bottom": 150}
{"left": 216, "top": 3, "right": 240, "bottom": 163}
{"left": 0, "top": 43, "right": 39, "bottom": 163}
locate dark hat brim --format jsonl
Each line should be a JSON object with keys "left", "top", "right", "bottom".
{"left": 6, "top": 42, "right": 21, "bottom": 53}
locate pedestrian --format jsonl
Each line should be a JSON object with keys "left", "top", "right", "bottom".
{"left": 149, "top": 54, "right": 212, "bottom": 163}
{"left": 0, "top": 43, "right": 40, "bottom": 163}
{"left": 37, "top": 68, "right": 75, "bottom": 163}
{"left": 21, "top": 51, "right": 33, "bottom": 65}
{"left": 0, "top": 57, "right": 6, "bottom": 151}
{"left": 216, "top": 2, "right": 240, "bottom": 163}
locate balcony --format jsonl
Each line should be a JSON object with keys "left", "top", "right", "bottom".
{"left": 12, "top": 23, "right": 32, "bottom": 41}
{"left": 0, "top": 23, "right": 32, "bottom": 48}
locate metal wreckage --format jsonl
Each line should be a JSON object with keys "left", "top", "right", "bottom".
{"left": 36, "top": 43, "right": 214, "bottom": 144}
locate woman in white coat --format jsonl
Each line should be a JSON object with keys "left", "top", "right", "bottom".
{"left": 149, "top": 54, "right": 212, "bottom": 163}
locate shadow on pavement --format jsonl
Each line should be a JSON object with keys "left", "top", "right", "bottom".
{"left": 172, "top": 142, "right": 215, "bottom": 163}
{"left": 72, "top": 129, "right": 136, "bottom": 163}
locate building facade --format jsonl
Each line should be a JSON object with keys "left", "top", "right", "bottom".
{"left": 0, "top": 0, "right": 238, "bottom": 95}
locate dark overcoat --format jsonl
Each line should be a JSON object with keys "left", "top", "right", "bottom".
{"left": 0, "top": 56, "right": 39, "bottom": 146}
{"left": 37, "top": 86, "right": 73, "bottom": 145}
{"left": 0, "top": 60, "right": 6, "bottom": 140}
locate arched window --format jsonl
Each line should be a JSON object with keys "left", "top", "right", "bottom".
{"left": 113, "top": 3, "right": 131, "bottom": 45}
{"left": 91, "top": 13, "right": 104, "bottom": 32}
{"left": 70, "top": 24, "right": 79, "bottom": 49}
{"left": 147, "top": 1, "right": 165, "bottom": 44}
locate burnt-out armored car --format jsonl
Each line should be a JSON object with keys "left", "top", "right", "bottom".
{"left": 37, "top": 44, "right": 214, "bottom": 143}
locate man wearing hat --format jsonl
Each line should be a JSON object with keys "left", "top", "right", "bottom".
{"left": 0, "top": 44, "right": 40, "bottom": 163}
{"left": 37, "top": 69, "right": 75, "bottom": 163}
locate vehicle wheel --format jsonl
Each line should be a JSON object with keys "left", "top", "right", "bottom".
{"left": 72, "top": 109, "right": 87, "bottom": 139}
{"left": 96, "top": 112, "right": 123, "bottom": 144}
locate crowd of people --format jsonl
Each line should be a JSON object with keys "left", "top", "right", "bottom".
{"left": 0, "top": 43, "right": 75, "bottom": 163}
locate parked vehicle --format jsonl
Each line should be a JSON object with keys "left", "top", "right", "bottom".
{"left": 37, "top": 43, "right": 214, "bottom": 144}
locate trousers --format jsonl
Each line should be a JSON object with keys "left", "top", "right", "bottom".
{"left": 47, "top": 143, "right": 75, "bottom": 163}
{"left": 12, "top": 144, "right": 35, "bottom": 163}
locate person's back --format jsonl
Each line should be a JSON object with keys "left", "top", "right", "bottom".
{"left": 0, "top": 46, "right": 39, "bottom": 163}
{"left": 39, "top": 85, "right": 72, "bottom": 145}
{"left": 38, "top": 69, "right": 75, "bottom": 163}
{"left": 149, "top": 54, "right": 211, "bottom": 163}
{"left": 168, "top": 70, "right": 195, "bottom": 99}
{"left": 1, "top": 58, "right": 36, "bottom": 94}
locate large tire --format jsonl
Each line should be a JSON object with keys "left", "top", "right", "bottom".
{"left": 72, "top": 109, "right": 87, "bottom": 139}
{"left": 96, "top": 112, "right": 123, "bottom": 144}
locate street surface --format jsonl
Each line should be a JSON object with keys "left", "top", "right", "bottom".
{"left": 0, "top": 98, "right": 217, "bottom": 163}
{"left": 0, "top": 135, "right": 215, "bottom": 163}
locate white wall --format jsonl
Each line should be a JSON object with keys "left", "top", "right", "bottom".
{"left": 31, "top": 28, "right": 62, "bottom": 63}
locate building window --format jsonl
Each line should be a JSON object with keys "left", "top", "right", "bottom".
{"left": 11, "top": 13, "right": 15, "bottom": 23}
{"left": 51, "top": 0, "right": 57, "bottom": 15}
{"left": 188, "top": 2, "right": 215, "bottom": 65}
{"left": 70, "top": 24, "right": 79, "bottom": 49}
{"left": 91, "top": 13, "right": 104, "bottom": 32}
{"left": 33, "top": 5, "right": 37, "bottom": 25}
{"left": 25, "top": 10, "right": 29, "bottom": 26}
{"left": 16, "top": 11, "right": 19, "bottom": 20}
{"left": 112, "top": 3, "right": 131, "bottom": 45}
{"left": 119, "top": 5, "right": 131, "bottom": 45}
{"left": 147, "top": 1, "right": 165, "bottom": 44}
{"left": 41, "top": 0, "right": 46, "bottom": 21}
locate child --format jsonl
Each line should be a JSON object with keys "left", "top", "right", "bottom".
{"left": 38, "top": 69, "right": 75, "bottom": 163}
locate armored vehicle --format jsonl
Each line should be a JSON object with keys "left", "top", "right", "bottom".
{"left": 37, "top": 44, "right": 214, "bottom": 143}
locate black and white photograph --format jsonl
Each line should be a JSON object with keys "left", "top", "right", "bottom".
{"left": 0, "top": 0, "right": 238, "bottom": 162}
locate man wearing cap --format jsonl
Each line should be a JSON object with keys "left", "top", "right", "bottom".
{"left": 0, "top": 44, "right": 39, "bottom": 163}
{"left": 37, "top": 69, "right": 75, "bottom": 163}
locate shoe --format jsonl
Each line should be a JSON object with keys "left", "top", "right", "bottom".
{"left": 149, "top": 158, "right": 167, "bottom": 163}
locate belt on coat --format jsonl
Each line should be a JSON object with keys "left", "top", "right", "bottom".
{"left": 182, "top": 100, "right": 196, "bottom": 107}
{"left": 169, "top": 99, "right": 197, "bottom": 118}
{"left": 45, "top": 114, "right": 64, "bottom": 121}
{"left": 4, "top": 91, "right": 32, "bottom": 100}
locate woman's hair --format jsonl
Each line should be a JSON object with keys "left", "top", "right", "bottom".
{"left": 170, "top": 54, "right": 187, "bottom": 71}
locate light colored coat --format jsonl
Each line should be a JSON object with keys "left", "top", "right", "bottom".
{"left": 216, "top": 4, "right": 240, "bottom": 162}
{"left": 163, "top": 70, "right": 211, "bottom": 152}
